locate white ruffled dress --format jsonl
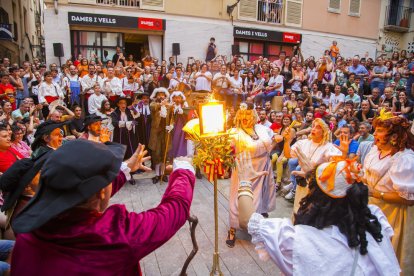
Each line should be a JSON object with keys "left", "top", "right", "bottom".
{"left": 247, "top": 205, "right": 400, "bottom": 276}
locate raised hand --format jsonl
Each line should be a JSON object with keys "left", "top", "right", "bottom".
{"left": 236, "top": 151, "right": 268, "bottom": 182}
{"left": 335, "top": 133, "right": 350, "bottom": 156}
{"left": 125, "top": 144, "right": 152, "bottom": 173}
{"left": 99, "top": 128, "right": 112, "bottom": 143}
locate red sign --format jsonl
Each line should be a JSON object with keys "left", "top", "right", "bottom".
{"left": 282, "top": 32, "right": 301, "bottom": 43}
{"left": 138, "top": 18, "right": 163, "bottom": 31}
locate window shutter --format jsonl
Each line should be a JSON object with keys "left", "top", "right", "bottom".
{"left": 328, "top": 0, "right": 341, "bottom": 12}
{"left": 141, "top": 0, "right": 164, "bottom": 11}
{"left": 349, "top": 0, "right": 361, "bottom": 16}
{"left": 285, "top": 0, "right": 303, "bottom": 27}
{"left": 238, "top": 0, "right": 258, "bottom": 21}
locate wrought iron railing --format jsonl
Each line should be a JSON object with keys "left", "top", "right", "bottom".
{"left": 96, "top": 0, "right": 140, "bottom": 8}
{"left": 385, "top": 5, "right": 411, "bottom": 29}
{"left": 257, "top": 0, "right": 283, "bottom": 24}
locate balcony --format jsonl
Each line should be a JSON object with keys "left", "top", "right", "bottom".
{"left": 96, "top": 0, "right": 140, "bottom": 8}
{"left": 239, "top": 0, "right": 302, "bottom": 27}
{"left": 384, "top": 5, "right": 412, "bottom": 32}
{"left": 0, "top": 23, "right": 13, "bottom": 40}
{"left": 257, "top": 0, "right": 284, "bottom": 24}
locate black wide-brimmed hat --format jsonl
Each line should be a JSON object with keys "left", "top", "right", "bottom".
{"left": 12, "top": 140, "right": 126, "bottom": 233}
{"left": 31, "top": 120, "right": 70, "bottom": 151}
{"left": 82, "top": 114, "right": 104, "bottom": 131}
{"left": 115, "top": 97, "right": 133, "bottom": 106}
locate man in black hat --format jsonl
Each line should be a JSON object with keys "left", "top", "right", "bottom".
{"left": 10, "top": 141, "right": 196, "bottom": 276}
{"left": 132, "top": 92, "right": 151, "bottom": 153}
{"left": 80, "top": 114, "right": 111, "bottom": 143}
{"left": 111, "top": 97, "right": 139, "bottom": 159}
{"left": 0, "top": 120, "right": 69, "bottom": 225}
{"left": 31, "top": 120, "right": 69, "bottom": 158}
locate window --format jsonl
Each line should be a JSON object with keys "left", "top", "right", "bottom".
{"left": 238, "top": 0, "right": 258, "bottom": 21}
{"left": 257, "top": 0, "right": 284, "bottom": 24}
{"left": 285, "top": 0, "right": 303, "bottom": 27}
{"left": 71, "top": 31, "right": 124, "bottom": 62}
{"left": 328, "top": 0, "right": 341, "bottom": 13}
{"left": 349, "top": 0, "right": 361, "bottom": 16}
{"left": 235, "top": 39, "right": 296, "bottom": 62}
{"left": 0, "top": 8, "right": 9, "bottom": 24}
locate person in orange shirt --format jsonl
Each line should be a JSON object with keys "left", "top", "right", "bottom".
{"left": 330, "top": 41, "right": 340, "bottom": 64}
{"left": 126, "top": 54, "right": 136, "bottom": 67}
{"left": 77, "top": 58, "right": 89, "bottom": 77}
{"left": 142, "top": 55, "right": 154, "bottom": 67}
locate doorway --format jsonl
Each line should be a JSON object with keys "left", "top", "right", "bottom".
{"left": 124, "top": 33, "right": 148, "bottom": 62}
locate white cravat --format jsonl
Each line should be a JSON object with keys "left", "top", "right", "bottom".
{"left": 120, "top": 111, "right": 127, "bottom": 121}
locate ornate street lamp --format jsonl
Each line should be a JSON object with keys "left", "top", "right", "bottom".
{"left": 199, "top": 101, "right": 225, "bottom": 276}
{"left": 184, "top": 100, "right": 234, "bottom": 276}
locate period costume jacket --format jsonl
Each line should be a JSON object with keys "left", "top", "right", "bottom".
{"left": 11, "top": 167, "right": 195, "bottom": 276}
{"left": 148, "top": 102, "right": 172, "bottom": 164}
{"left": 111, "top": 108, "right": 138, "bottom": 159}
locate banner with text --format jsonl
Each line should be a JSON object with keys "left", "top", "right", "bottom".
{"left": 233, "top": 26, "right": 301, "bottom": 43}
{"left": 68, "top": 12, "right": 165, "bottom": 31}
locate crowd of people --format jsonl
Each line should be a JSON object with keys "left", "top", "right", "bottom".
{"left": 0, "top": 39, "right": 412, "bottom": 275}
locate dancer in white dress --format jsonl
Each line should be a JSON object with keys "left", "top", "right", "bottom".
{"left": 363, "top": 110, "right": 414, "bottom": 274}
{"left": 226, "top": 103, "right": 276, "bottom": 248}
{"left": 282, "top": 118, "right": 347, "bottom": 213}
{"left": 236, "top": 152, "right": 400, "bottom": 276}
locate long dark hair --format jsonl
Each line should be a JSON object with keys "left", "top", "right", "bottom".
{"left": 294, "top": 178, "right": 383, "bottom": 255}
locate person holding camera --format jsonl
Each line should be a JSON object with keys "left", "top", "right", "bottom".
{"left": 205, "top": 37, "right": 218, "bottom": 62}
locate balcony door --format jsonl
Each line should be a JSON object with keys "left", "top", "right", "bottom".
{"left": 388, "top": 0, "right": 402, "bottom": 25}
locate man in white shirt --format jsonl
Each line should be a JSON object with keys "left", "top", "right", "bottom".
{"left": 168, "top": 67, "right": 186, "bottom": 91}
{"left": 121, "top": 68, "right": 139, "bottom": 99}
{"left": 195, "top": 64, "right": 212, "bottom": 92}
{"left": 213, "top": 64, "right": 231, "bottom": 101}
{"left": 81, "top": 64, "right": 104, "bottom": 114}
{"left": 103, "top": 67, "right": 123, "bottom": 105}
{"left": 229, "top": 68, "right": 244, "bottom": 108}
{"left": 268, "top": 68, "right": 284, "bottom": 95}
{"left": 329, "top": 84, "right": 345, "bottom": 114}
{"left": 88, "top": 84, "right": 108, "bottom": 115}
{"left": 257, "top": 110, "right": 271, "bottom": 128}
{"left": 256, "top": 67, "right": 284, "bottom": 107}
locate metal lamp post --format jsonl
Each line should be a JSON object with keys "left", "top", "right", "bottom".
{"left": 198, "top": 101, "right": 226, "bottom": 276}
